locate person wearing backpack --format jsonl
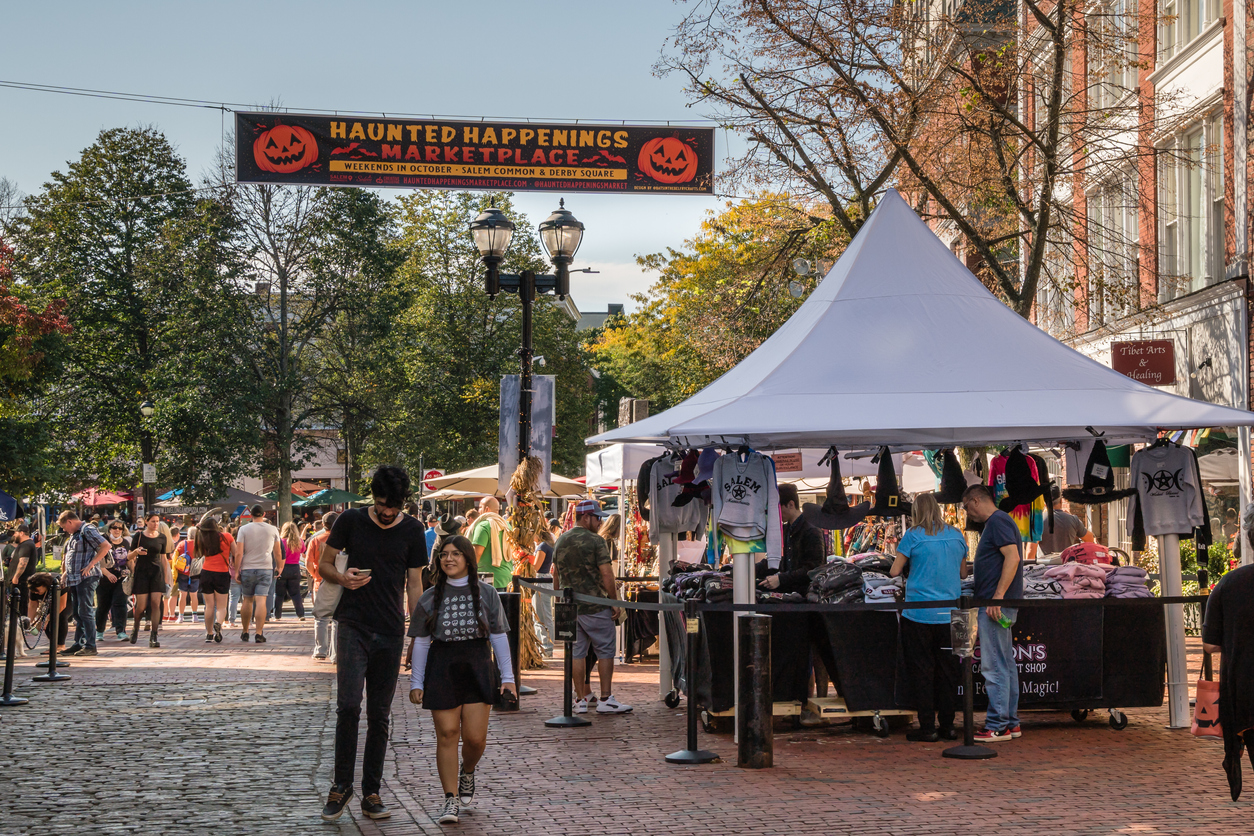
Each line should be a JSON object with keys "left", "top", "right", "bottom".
{"left": 174, "top": 528, "right": 201, "bottom": 624}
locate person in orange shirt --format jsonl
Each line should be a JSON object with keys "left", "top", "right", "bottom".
{"left": 309, "top": 511, "right": 337, "bottom": 661}
{"left": 196, "top": 514, "right": 236, "bottom": 644}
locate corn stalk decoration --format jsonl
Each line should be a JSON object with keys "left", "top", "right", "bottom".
{"left": 506, "top": 455, "right": 546, "bottom": 670}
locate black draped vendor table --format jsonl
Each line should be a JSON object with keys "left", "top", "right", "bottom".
{"left": 694, "top": 603, "right": 1166, "bottom": 716}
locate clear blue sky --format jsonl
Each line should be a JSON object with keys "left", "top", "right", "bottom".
{"left": 0, "top": 0, "right": 732, "bottom": 313}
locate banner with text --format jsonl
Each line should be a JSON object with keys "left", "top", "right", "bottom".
{"left": 968, "top": 607, "right": 1104, "bottom": 706}
{"left": 235, "top": 112, "right": 714, "bottom": 194}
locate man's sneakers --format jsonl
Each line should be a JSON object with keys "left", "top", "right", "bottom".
{"left": 70, "top": 646, "right": 98, "bottom": 657}
{"left": 116, "top": 632, "right": 128, "bottom": 641}
{"left": 595, "top": 694, "right": 633, "bottom": 714}
{"left": 1006, "top": 724, "right": 1022, "bottom": 738}
{"left": 321, "top": 784, "right": 353, "bottom": 822}
{"left": 458, "top": 769, "right": 475, "bottom": 807}
{"left": 574, "top": 698, "right": 589, "bottom": 714}
{"left": 360, "top": 794, "right": 390, "bottom": 820}
{"left": 973, "top": 726, "right": 1013, "bottom": 742}
{"left": 437, "top": 795, "right": 460, "bottom": 824}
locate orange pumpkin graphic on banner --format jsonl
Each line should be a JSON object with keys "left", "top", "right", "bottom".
{"left": 253, "top": 124, "right": 318, "bottom": 174}
{"left": 639, "top": 136, "right": 698, "bottom": 184}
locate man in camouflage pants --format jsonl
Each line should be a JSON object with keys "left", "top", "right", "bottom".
{"left": 553, "top": 499, "right": 632, "bottom": 715}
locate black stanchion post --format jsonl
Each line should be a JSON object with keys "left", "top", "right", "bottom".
{"left": 545, "top": 587, "right": 590, "bottom": 728}
{"left": 666, "top": 598, "right": 718, "bottom": 764}
{"left": 33, "top": 577, "right": 70, "bottom": 682}
{"left": 497, "top": 591, "right": 522, "bottom": 711}
{"left": 737, "top": 613, "right": 772, "bottom": 769}
{"left": 943, "top": 595, "right": 994, "bottom": 760}
{"left": 0, "top": 584, "right": 29, "bottom": 706}
{"left": 509, "top": 579, "right": 539, "bottom": 696}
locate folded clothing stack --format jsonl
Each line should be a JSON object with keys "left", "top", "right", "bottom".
{"left": 851, "top": 553, "right": 894, "bottom": 575}
{"left": 806, "top": 560, "right": 864, "bottom": 603}
{"left": 960, "top": 575, "right": 976, "bottom": 598}
{"left": 1043, "top": 562, "right": 1107, "bottom": 599}
{"left": 864, "top": 572, "right": 904, "bottom": 602}
{"left": 1105, "top": 565, "right": 1152, "bottom": 599}
{"left": 1022, "top": 564, "right": 1063, "bottom": 599}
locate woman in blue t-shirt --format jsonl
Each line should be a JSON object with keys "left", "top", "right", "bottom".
{"left": 890, "top": 492, "right": 968, "bottom": 742}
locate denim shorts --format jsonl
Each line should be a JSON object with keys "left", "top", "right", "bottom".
{"left": 237, "top": 568, "right": 273, "bottom": 597}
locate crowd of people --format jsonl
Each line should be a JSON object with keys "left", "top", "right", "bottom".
{"left": 0, "top": 466, "right": 638, "bottom": 827}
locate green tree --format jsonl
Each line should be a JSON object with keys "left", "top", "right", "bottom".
{"left": 12, "top": 127, "right": 262, "bottom": 498}
{"left": 0, "top": 233, "right": 72, "bottom": 497}
{"left": 306, "top": 189, "right": 409, "bottom": 495}
{"left": 368, "top": 191, "right": 596, "bottom": 478}
{"left": 590, "top": 195, "right": 846, "bottom": 412}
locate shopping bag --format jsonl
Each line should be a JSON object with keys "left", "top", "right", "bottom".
{"left": 1191, "top": 678, "right": 1222, "bottom": 738}
{"left": 312, "top": 552, "right": 349, "bottom": 619}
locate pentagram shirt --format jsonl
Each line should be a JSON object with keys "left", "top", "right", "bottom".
{"left": 1127, "top": 445, "right": 1204, "bottom": 537}
{"left": 407, "top": 578, "right": 509, "bottom": 641}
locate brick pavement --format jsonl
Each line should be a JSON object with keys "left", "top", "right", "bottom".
{"left": 0, "top": 616, "right": 353, "bottom": 836}
{"left": 374, "top": 637, "right": 1250, "bottom": 836}
{"left": 3, "top": 615, "right": 1249, "bottom": 836}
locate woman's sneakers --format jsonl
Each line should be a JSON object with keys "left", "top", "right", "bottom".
{"left": 213, "top": 623, "right": 222, "bottom": 643}
{"left": 458, "top": 769, "right": 475, "bottom": 807}
{"left": 205, "top": 634, "right": 214, "bottom": 643}
{"left": 438, "top": 794, "right": 460, "bottom": 824}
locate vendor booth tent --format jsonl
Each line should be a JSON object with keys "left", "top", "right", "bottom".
{"left": 589, "top": 190, "right": 1254, "bottom": 450}
{"left": 587, "top": 189, "right": 1254, "bottom": 728}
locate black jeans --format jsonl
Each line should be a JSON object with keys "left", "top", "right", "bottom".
{"left": 900, "top": 617, "right": 960, "bottom": 732}
{"left": 95, "top": 572, "right": 129, "bottom": 633}
{"left": 334, "top": 621, "right": 404, "bottom": 796}
{"left": 273, "top": 571, "right": 305, "bottom": 619}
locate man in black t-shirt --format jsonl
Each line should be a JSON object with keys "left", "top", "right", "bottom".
{"left": 1203, "top": 563, "right": 1254, "bottom": 799}
{"left": 317, "top": 466, "right": 427, "bottom": 823}
{"left": 1, "top": 524, "right": 36, "bottom": 658}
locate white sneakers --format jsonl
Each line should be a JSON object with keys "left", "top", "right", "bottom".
{"left": 573, "top": 694, "right": 633, "bottom": 714}
{"left": 595, "top": 694, "right": 633, "bottom": 714}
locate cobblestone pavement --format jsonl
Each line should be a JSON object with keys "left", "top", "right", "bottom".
{"left": 3, "top": 615, "right": 1248, "bottom": 836}
{"left": 0, "top": 616, "right": 352, "bottom": 836}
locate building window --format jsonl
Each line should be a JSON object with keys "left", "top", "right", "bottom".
{"left": 1088, "top": 173, "right": 1139, "bottom": 325}
{"left": 1158, "top": 113, "right": 1225, "bottom": 300}
{"left": 1161, "top": 0, "right": 1221, "bottom": 61}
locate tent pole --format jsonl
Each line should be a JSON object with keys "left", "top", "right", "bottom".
{"left": 1158, "top": 533, "right": 1190, "bottom": 728}
{"left": 732, "top": 550, "right": 754, "bottom": 745}
{"left": 1240, "top": 428, "right": 1252, "bottom": 566}
{"left": 658, "top": 533, "right": 676, "bottom": 699}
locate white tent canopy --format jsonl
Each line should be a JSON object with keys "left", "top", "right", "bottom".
{"left": 425, "top": 465, "right": 585, "bottom": 498}
{"left": 589, "top": 190, "right": 1254, "bottom": 450}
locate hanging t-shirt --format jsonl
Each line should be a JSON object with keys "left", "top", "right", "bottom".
{"left": 712, "top": 451, "right": 782, "bottom": 558}
{"left": 647, "top": 458, "right": 707, "bottom": 542}
{"left": 1127, "top": 444, "right": 1205, "bottom": 537}
{"left": 897, "top": 525, "right": 967, "bottom": 624}
{"left": 988, "top": 451, "right": 1044, "bottom": 543}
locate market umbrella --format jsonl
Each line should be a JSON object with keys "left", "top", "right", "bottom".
{"left": 262, "top": 490, "right": 308, "bottom": 502}
{"left": 294, "top": 488, "right": 368, "bottom": 507}
{"left": 154, "top": 486, "right": 275, "bottom": 513}
{"left": 73, "top": 488, "right": 133, "bottom": 506}
{"left": 425, "top": 465, "right": 585, "bottom": 498}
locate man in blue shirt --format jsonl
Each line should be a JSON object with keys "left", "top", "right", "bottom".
{"left": 962, "top": 484, "right": 1024, "bottom": 743}
{"left": 424, "top": 515, "right": 438, "bottom": 560}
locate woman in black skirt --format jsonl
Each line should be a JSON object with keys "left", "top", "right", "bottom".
{"left": 129, "top": 512, "right": 173, "bottom": 647}
{"left": 408, "top": 535, "right": 515, "bottom": 825}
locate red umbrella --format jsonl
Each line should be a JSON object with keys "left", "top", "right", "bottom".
{"left": 73, "top": 488, "right": 134, "bottom": 506}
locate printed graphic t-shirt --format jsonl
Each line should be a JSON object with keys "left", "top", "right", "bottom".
{"left": 407, "top": 579, "right": 509, "bottom": 641}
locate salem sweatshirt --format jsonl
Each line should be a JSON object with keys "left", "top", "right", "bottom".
{"left": 647, "top": 458, "right": 707, "bottom": 543}
{"left": 712, "top": 451, "right": 782, "bottom": 558}
{"left": 1127, "top": 444, "right": 1205, "bottom": 537}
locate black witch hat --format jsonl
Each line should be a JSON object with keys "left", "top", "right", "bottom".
{"left": 934, "top": 449, "right": 967, "bottom": 505}
{"left": 1062, "top": 441, "right": 1137, "bottom": 504}
{"left": 998, "top": 447, "right": 1046, "bottom": 512}
{"left": 802, "top": 447, "right": 871, "bottom": 530}
{"left": 868, "top": 447, "right": 912, "bottom": 517}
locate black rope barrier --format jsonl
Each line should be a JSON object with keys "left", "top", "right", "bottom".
{"left": 32, "top": 576, "right": 70, "bottom": 682}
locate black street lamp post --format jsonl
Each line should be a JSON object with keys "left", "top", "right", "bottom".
{"left": 470, "top": 201, "right": 584, "bottom": 464}
{"left": 139, "top": 399, "right": 156, "bottom": 513}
